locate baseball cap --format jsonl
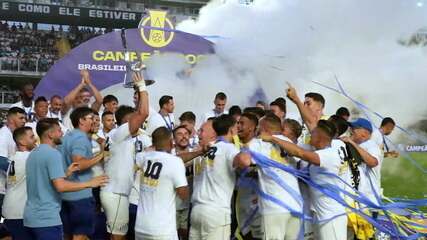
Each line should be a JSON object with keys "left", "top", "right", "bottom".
{"left": 349, "top": 118, "right": 373, "bottom": 133}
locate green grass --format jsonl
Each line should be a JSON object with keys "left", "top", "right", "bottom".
{"left": 382, "top": 152, "right": 427, "bottom": 200}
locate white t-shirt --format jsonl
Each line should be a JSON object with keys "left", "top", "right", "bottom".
{"left": 102, "top": 123, "right": 150, "bottom": 196}
{"left": 192, "top": 141, "right": 238, "bottom": 219}
{"left": 254, "top": 135, "right": 302, "bottom": 215}
{"left": 202, "top": 109, "right": 228, "bottom": 123}
{"left": 358, "top": 139, "right": 382, "bottom": 204}
{"left": 2, "top": 151, "right": 30, "bottom": 219}
{"left": 146, "top": 111, "right": 175, "bottom": 136}
{"left": 309, "top": 146, "right": 346, "bottom": 221}
{"left": 135, "top": 151, "right": 187, "bottom": 236}
{"left": 0, "top": 125, "right": 16, "bottom": 194}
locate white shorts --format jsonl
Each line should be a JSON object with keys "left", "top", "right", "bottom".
{"left": 189, "top": 205, "right": 231, "bottom": 240}
{"left": 135, "top": 232, "right": 179, "bottom": 240}
{"left": 100, "top": 191, "right": 129, "bottom": 235}
{"left": 315, "top": 215, "right": 348, "bottom": 240}
{"left": 262, "top": 213, "right": 301, "bottom": 240}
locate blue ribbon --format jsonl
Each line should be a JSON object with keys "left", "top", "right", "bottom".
{"left": 311, "top": 78, "right": 427, "bottom": 174}
{"left": 239, "top": 148, "right": 427, "bottom": 239}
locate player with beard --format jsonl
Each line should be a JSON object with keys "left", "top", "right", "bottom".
{"left": 234, "top": 113, "right": 264, "bottom": 240}
{"left": 101, "top": 72, "right": 150, "bottom": 240}
{"left": 172, "top": 125, "right": 193, "bottom": 240}
{"left": 190, "top": 115, "right": 239, "bottom": 240}
{"left": 2, "top": 126, "right": 37, "bottom": 239}
{"left": 24, "top": 118, "right": 108, "bottom": 240}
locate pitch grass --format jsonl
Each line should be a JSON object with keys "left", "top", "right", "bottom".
{"left": 381, "top": 152, "right": 427, "bottom": 207}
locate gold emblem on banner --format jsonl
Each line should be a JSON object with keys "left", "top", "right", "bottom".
{"left": 139, "top": 10, "right": 175, "bottom": 48}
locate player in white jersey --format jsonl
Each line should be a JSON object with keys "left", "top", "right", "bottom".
{"left": 172, "top": 125, "right": 193, "bottom": 240}
{"left": 146, "top": 95, "right": 176, "bottom": 135}
{"left": 135, "top": 127, "right": 189, "bottom": 240}
{"left": 98, "top": 111, "right": 116, "bottom": 140}
{"left": 371, "top": 117, "right": 398, "bottom": 158}
{"left": 0, "top": 107, "right": 27, "bottom": 221}
{"left": 2, "top": 126, "right": 36, "bottom": 239}
{"left": 190, "top": 114, "right": 239, "bottom": 240}
{"left": 342, "top": 118, "right": 382, "bottom": 205}
{"left": 202, "top": 92, "right": 229, "bottom": 122}
{"left": 128, "top": 131, "right": 152, "bottom": 240}
{"left": 234, "top": 113, "right": 264, "bottom": 239}
{"left": 236, "top": 114, "right": 303, "bottom": 240}
{"left": 260, "top": 120, "right": 348, "bottom": 240}
{"left": 100, "top": 72, "right": 149, "bottom": 240}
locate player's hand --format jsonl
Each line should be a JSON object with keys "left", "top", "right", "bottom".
{"left": 88, "top": 175, "right": 109, "bottom": 188}
{"left": 96, "top": 137, "right": 105, "bottom": 149}
{"left": 234, "top": 152, "right": 252, "bottom": 169}
{"left": 340, "top": 136, "right": 355, "bottom": 145}
{"left": 132, "top": 71, "right": 145, "bottom": 84}
{"left": 80, "top": 69, "right": 91, "bottom": 85}
{"left": 385, "top": 151, "right": 400, "bottom": 158}
{"left": 286, "top": 82, "right": 299, "bottom": 103}
{"left": 66, "top": 162, "right": 80, "bottom": 177}
{"left": 391, "top": 151, "right": 400, "bottom": 158}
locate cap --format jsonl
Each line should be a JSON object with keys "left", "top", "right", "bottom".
{"left": 349, "top": 118, "right": 373, "bottom": 133}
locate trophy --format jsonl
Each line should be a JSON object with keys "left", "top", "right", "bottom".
{"left": 121, "top": 28, "right": 155, "bottom": 88}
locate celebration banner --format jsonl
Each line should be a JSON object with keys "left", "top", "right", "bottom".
{"left": 35, "top": 10, "right": 215, "bottom": 98}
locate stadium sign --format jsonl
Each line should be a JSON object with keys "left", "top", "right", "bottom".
{"left": 35, "top": 10, "right": 215, "bottom": 98}
{"left": 0, "top": 1, "right": 142, "bottom": 28}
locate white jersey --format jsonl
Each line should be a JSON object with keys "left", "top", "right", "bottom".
{"left": 202, "top": 109, "right": 228, "bottom": 123}
{"left": 129, "top": 138, "right": 152, "bottom": 206}
{"left": 135, "top": 151, "right": 187, "bottom": 236}
{"left": 255, "top": 135, "right": 302, "bottom": 215}
{"left": 102, "top": 123, "right": 150, "bottom": 195}
{"left": 331, "top": 139, "right": 352, "bottom": 190}
{"left": 309, "top": 146, "right": 347, "bottom": 221}
{"left": 146, "top": 111, "right": 175, "bottom": 136}
{"left": 172, "top": 147, "right": 193, "bottom": 211}
{"left": 96, "top": 128, "right": 115, "bottom": 141}
{"left": 358, "top": 139, "right": 382, "bottom": 204}
{"left": 236, "top": 138, "right": 262, "bottom": 235}
{"left": 11, "top": 101, "right": 35, "bottom": 117}
{"left": 371, "top": 129, "right": 384, "bottom": 150}
{"left": 192, "top": 141, "right": 238, "bottom": 219}
{"left": 47, "top": 110, "right": 63, "bottom": 122}
{"left": 2, "top": 151, "right": 30, "bottom": 219}
{"left": 0, "top": 126, "right": 16, "bottom": 194}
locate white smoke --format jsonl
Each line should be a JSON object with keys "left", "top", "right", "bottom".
{"left": 104, "top": 0, "right": 427, "bottom": 131}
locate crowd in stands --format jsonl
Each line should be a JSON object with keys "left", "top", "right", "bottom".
{"left": 0, "top": 21, "right": 110, "bottom": 72}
